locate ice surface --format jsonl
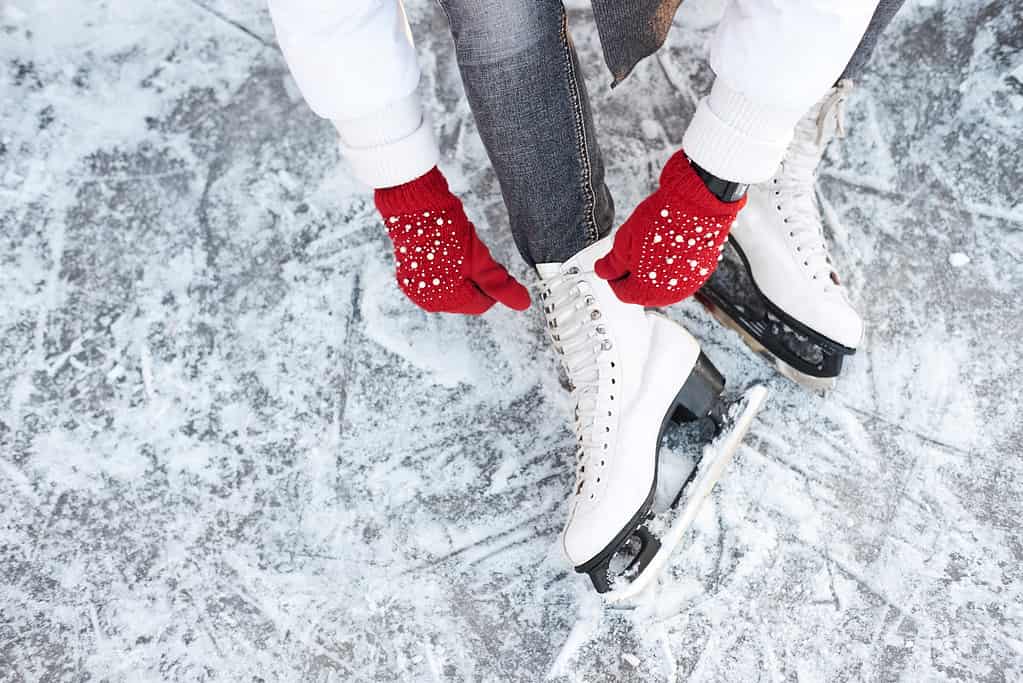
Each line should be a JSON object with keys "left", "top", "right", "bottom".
{"left": 2, "top": 0, "right": 1022, "bottom": 680}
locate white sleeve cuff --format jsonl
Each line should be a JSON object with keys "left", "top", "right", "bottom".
{"left": 334, "top": 98, "right": 440, "bottom": 189}
{"left": 683, "top": 78, "right": 802, "bottom": 184}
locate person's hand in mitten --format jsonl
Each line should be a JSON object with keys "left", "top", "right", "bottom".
{"left": 594, "top": 151, "right": 746, "bottom": 306}
{"left": 374, "top": 167, "right": 531, "bottom": 314}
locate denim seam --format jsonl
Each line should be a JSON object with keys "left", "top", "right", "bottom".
{"left": 559, "top": 10, "right": 598, "bottom": 245}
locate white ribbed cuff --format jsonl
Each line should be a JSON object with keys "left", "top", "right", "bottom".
{"left": 683, "top": 79, "right": 800, "bottom": 184}
{"left": 335, "top": 103, "right": 440, "bottom": 189}
{"left": 334, "top": 93, "right": 423, "bottom": 149}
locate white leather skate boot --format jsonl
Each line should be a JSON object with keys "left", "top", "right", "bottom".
{"left": 699, "top": 80, "right": 864, "bottom": 390}
{"left": 536, "top": 236, "right": 738, "bottom": 594}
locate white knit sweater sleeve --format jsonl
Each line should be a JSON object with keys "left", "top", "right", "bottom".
{"left": 684, "top": 0, "right": 880, "bottom": 184}
{"left": 268, "top": 0, "right": 438, "bottom": 188}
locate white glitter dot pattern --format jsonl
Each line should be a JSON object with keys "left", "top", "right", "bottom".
{"left": 383, "top": 207, "right": 479, "bottom": 309}
{"left": 630, "top": 207, "right": 733, "bottom": 299}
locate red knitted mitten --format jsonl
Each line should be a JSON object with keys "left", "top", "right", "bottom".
{"left": 374, "top": 168, "right": 531, "bottom": 314}
{"left": 594, "top": 151, "right": 746, "bottom": 306}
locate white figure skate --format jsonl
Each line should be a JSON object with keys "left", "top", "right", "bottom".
{"left": 537, "top": 237, "right": 767, "bottom": 598}
{"left": 698, "top": 80, "right": 864, "bottom": 390}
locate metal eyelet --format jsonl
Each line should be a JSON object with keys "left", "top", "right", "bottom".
{"left": 566, "top": 266, "right": 580, "bottom": 275}
{"left": 601, "top": 340, "right": 613, "bottom": 351}
{"left": 590, "top": 310, "right": 601, "bottom": 321}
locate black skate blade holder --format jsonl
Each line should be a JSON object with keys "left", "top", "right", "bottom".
{"left": 578, "top": 352, "right": 726, "bottom": 595}
{"left": 584, "top": 525, "right": 661, "bottom": 594}
{"left": 696, "top": 240, "right": 856, "bottom": 386}
{"left": 670, "top": 352, "right": 728, "bottom": 435}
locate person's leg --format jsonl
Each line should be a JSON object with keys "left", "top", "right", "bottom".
{"left": 838, "top": 0, "right": 907, "bottom": 82}
{"left": 437, "top": 0, "right": 614, "bottom": 267}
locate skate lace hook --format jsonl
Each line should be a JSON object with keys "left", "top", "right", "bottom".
{"left": 537, "top": 266, "right": 613, "bottom": 493}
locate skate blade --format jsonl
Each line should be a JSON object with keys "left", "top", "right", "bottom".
{"left": 603, "top": 384, "right": 769, "bottom": 605}
{"left": 703, "top": 302, "right": 837, "bottom": 393}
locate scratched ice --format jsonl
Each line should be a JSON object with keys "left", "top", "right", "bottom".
{"left": 1, "top": 0, "right": 1021, "bottom": 680}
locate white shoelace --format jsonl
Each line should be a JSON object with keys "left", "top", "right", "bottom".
{"left": 773, "top": 80, "right": 853, "bottom": 287}
{"left": 538, "top": 267, "right": 613, "bottom": 498}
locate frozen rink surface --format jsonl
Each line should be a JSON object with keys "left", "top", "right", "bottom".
{"left": 2, "top": 0, "right": 1022, "bottom": 680}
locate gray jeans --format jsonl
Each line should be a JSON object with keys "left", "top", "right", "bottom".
{"left": 437, "top": 0, "right": 905, "bottom": 267}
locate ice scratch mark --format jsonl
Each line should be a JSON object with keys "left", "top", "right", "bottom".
{"left": 465, "top": 522, "right": 560, "bottom": 568}
{"left": 840, "top": 403, "right": 973, "bottom": 458}
{"left": 187, "top": 0, "right": 278, "bottom": 51}
{"left": 87, "top": 602, "right": 106, "bottom": 652}
{"left": 44, "top": 331, "right": 95, "bottom": 376}
{"left": 820, "top": 169, "right": 900, "bottom": 198}
{"left": 403, "top": 510, "right": 553, "bottom": 574}
{"left": 656, "top": 52, "right": 698, "bottom": 109}
{"left": 423, "top": 642, "right": 443, "bottom": 682}
{"left": 546, "top": 592, "right": 602, "bottom": 680}
{"left": 653, "top": 622, "right": 678, "bottom": 681}
{"left": 139, "top": 342, "right": 156, "bottom": 401}
{"left": 336, "top": 271, "right": 363, "bottom": 444}
{"left": 962, "top": 199, "right": 1023, "bottom": 226}
{"left": 181, "top": 589, "right": 225, "bottom": 658}
{"left": 8, "top": 214, "right": 66, "bottom": 436}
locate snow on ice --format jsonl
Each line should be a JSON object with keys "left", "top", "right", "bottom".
{"left": 1, "top": 0, "right": 1021, "bottom": 680}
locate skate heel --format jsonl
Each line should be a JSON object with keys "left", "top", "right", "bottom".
{"left": 670, "top": 352, "right": 725, "bottom": 424}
